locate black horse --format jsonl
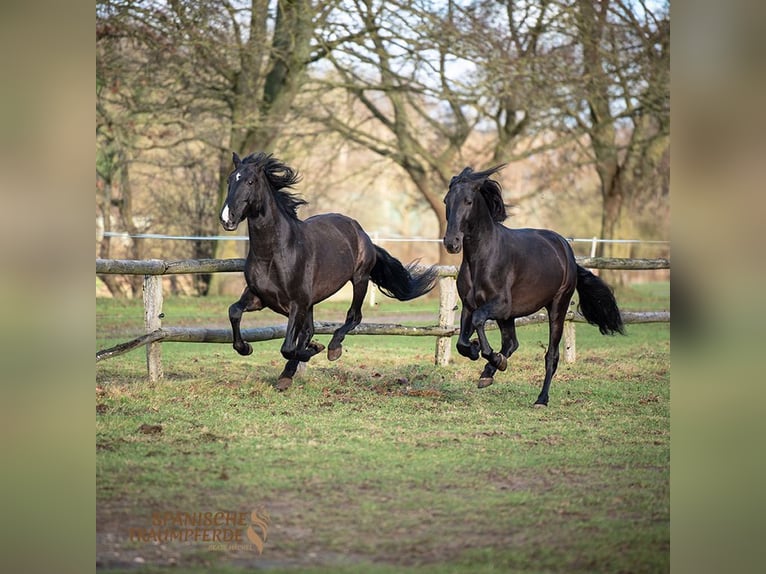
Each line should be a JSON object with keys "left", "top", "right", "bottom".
{"left": 220, "top": 152, "right": 438, "bottom": 390}
{"left": 443, "top": 165, "right": 624, "bottom": 406}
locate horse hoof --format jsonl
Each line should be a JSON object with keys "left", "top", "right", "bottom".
{"left": 308, "top": 340, "right": 326, "bottom": 354}
{"left": 327, "top": 346, "right": 342, "bottom": 361}
{"left": 533, "top": 401, "right": 547, "bottom": 408}
{"left": 235, "top": 342, "right": 253, "bottom": 356}
{"left": 275, "top": 377, "right": 293, "bottom": 391}
{"left": 495, "top": 354, "right": 507, "bottom": 371}
{"left": 477, "top": 377, "right": 494, "bottom": 389}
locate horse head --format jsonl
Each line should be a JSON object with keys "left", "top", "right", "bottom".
{"left": 220, "top": 152, "right": 305, "bottom": 230}
{"left": 443, "top": 165, "right": 507, "bottom": 253}
{"left": 220, "top": 152, "right": 265, "bottom": 231}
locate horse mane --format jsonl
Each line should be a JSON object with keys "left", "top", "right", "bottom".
{"left": 241, "top": 152, "right": 308, "bottom": 220}
{"left": 454, "top": 164, "right": 509, "bottom": 222}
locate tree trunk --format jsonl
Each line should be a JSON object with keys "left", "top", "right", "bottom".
{"left": 97, "top": 177, "right": 130, "bottom": 298}
{"left": 596, "top": 162, "right": 623, "bottom": 258}
{"left": 207, "top": 0, "right": 317, "bottom": 296}
{"left": 117, "top": 150, "right": 145, "bottom": 296}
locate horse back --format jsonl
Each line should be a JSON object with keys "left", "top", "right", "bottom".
{"left": 303, "top": 213, "right": 374, "bottom": 260}
{"left": 508, "top": 226, "right": 576, "bottom": 277}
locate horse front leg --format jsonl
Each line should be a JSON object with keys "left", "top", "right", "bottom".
{"left": 327, "top": 278, "right": 368, "bottom": 361}
{"left": 456, "top": 306, "right": 480, "bottom": 360}
{"left": 472, "top": 304, "right": 507, "bottom": 371}
{"left": 469, "top": 301, "right": 510, "bottom": 389}
{"left": 276, "top": 306, "right": 324, "bottom": 391}
{"left": 478, "top": 318, "right": 518, "bottom": 388}
{"left": 229, "top": 288, "right": 263, "bottom": 356}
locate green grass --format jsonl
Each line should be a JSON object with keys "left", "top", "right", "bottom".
{"left": 96, "top": 283, "right": 669, "bottom": 573}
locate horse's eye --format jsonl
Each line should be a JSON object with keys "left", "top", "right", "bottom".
{"left": 247, "top": 179, "right": 254, "bottom": 185}
{"left": 465, "top": 198, "right": 473, "bottom": 205}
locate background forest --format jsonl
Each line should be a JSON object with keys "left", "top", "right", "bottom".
{"left": 96, "top": 0, "right": 669, "bottom": 297}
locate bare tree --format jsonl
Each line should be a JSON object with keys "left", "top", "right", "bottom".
{"left": 449, "top": 0, "right": 556, "bottom": 164}
{"left": 97, "top": 0, "right": 360, "bottom": 294}
{"left": 303, "top": 0, "right": 490, "bottom": 263}
{"left": 301, "top": 0, "right": 590, "bottom": 262}
{"left": 97, "top": 3, "right": 165, "bottom": 296}
{"left": 319, "top": 0, "right": 667, "bottom": 256}
{"left": 564, "top": 0, "right": 670, "bottom": 256}
{"left": 96, "top": 0, "right": 669, "bottom": 290}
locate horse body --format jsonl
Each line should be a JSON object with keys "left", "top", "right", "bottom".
{"left": 243, "top": 213, "right": 374, "bottom": 314}
{"left": 220, "top": 152, "right": 437, "bottom": 390}
{"left": 444, "top": 165, "right": 624, "bottom": 406}
{"left": 460, "top": 227, "right": 577, "bottom": 319}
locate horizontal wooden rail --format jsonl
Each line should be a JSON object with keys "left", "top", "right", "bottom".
{"left": 96, "top": 258, "right": 245, "bottom": 275}
{"left": 96, "top": 257, "right": 670, "bottom": 276}
{"left": 574, "top": 257, "right": 670, "bottom": 270}
{"left": 96, "top": 312, "right": 669, "bottom": 363}
{"left": 95, "top": 257, "right": 670, "bottom": 379}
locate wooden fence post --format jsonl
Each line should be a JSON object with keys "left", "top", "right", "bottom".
{"left": 564, "top": 321, "right": 576, "bottom": 363}
{"left": 368, "top": 231, "right": 379, "bottom": 308}
{"left": 435, "top": 275, "right": 457, "bottom": 366}
{"left": 143, "top": 274, "right": 163, "bottom": 381}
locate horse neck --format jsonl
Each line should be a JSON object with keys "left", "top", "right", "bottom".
{"left": 463, "top": 198, "right": 500, "bottom": 257}
{"left": 246, "top": 192, "right": 299, "bottom": 256}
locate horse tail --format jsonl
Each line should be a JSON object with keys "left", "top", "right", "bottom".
{"left": 575, "top": 265, "right": 625, "bottom": 335}
{"left": 370, "top": 246, "right": 439, "bottom": 301}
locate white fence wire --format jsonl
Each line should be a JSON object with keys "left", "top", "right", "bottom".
{"left": 101, "top": 231, "right": 669, "bottom": 257}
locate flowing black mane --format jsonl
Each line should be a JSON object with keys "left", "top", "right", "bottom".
{"left": 453, "top": 165, "right": 508, "bottom": 222}
{"left": 242, "top": 152, "right": 308, "bottom": 220}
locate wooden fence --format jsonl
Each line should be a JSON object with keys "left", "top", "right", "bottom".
{"left": 96, "top": 257, "right": 670, "bottom": 381}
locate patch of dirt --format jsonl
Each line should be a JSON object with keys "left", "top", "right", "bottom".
{"left": 97, "top": 460, "right": 585, "bottom": 572}
{"left": 96, "top": 491, "right": 515, "bottom": 571}
{"left": 370, "top": 377, "right": 445, "bottom": 399}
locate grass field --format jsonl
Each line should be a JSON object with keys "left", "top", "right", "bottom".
{"left": 96, "top": 282, "right": 669, "bottom": 573}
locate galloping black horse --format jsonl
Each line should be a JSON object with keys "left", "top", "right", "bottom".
{"left": 220, "top": 152, "right": 438, "bottom": 390}
{"left": 443, "top": 165, "right": 624, "bottom": 406}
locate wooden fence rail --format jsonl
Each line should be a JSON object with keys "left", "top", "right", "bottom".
{"left": 96, "top": 257, "right": 670, "bottom": 381}
{"left": 96, "top": 256, "right": 671, "bottom": 275}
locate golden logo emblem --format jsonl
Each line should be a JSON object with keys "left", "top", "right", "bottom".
{"left": 245, "top": 509, "right": 270, "bottom": 554}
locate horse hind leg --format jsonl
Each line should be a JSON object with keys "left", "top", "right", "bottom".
{"left": 534, "top": 302, "right": 568, "bottom": 407}
{"left": 327, "top": 279, "right": 368, "bottom": 361}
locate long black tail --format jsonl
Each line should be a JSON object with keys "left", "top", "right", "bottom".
{"left": 370, "top": 246, "right": 439, "bottom": 301}
{"left": 576, "top": 265, "right": 625, "bottom": 335}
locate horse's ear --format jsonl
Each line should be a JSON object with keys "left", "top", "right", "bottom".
{"left": 232, "top": 152, "right": 241, "bottom": 168}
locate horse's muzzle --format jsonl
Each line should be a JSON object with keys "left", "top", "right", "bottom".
{"left": 221, "top": 219, "right": 238, "bottom": 232}
{"left": 443, "top": 236, "right": 462, "bottom": 254}
{"left": 220, "top": 204, "right": 238, "bottom": 231}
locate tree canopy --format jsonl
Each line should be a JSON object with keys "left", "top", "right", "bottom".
{"left": 97, "top": 0, "right": 669, "bottom": 294}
